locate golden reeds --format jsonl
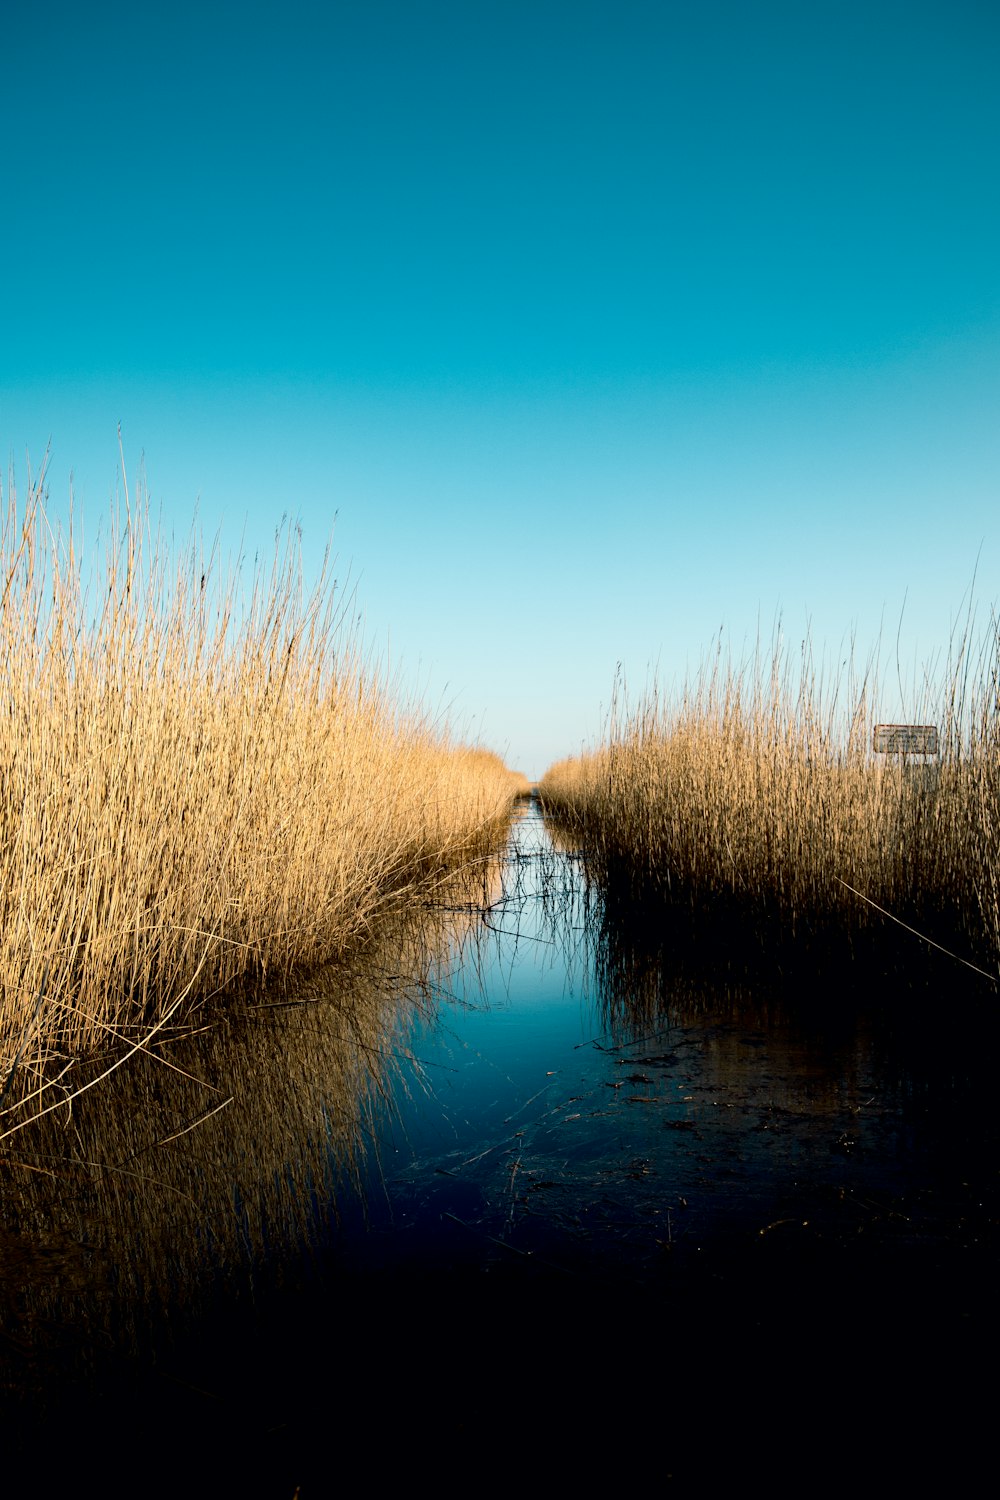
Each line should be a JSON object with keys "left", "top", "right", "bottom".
{"left": 0, "top": 460, "right": 526, "bottom": 1088}
{"left": 539, "top": 634, "right": 1000, "bottom": 979}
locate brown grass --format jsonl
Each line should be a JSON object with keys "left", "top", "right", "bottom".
{"left": 0, "top": 460, "right": 527, "bottom": 1097}
{"left": 539, "top": 632, "right": 1000, "bottom": 980}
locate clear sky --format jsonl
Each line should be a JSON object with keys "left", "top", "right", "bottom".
{"left": 3, "top": 0, "right": 997, "bottom": 779}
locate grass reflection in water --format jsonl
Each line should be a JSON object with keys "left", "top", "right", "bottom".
{"left": 0, "top": 796, "right": 995, "bottom": 1490}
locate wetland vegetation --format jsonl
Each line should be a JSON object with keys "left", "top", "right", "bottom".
{"left": 539, "top": 632, "right": 1000, "bottom": 987}
{"left": 0, "top": 467, "right": 994, "bottom": 1491}
{"left": 0, "top": 464, "right": 527, "bottom": 1143}
{"left": 2, "top": 790, "right": 993, "bottom": 1490}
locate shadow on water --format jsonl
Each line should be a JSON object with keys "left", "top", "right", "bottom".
{"left": 1, "top": 795, "right": 997, "bottom": 1490}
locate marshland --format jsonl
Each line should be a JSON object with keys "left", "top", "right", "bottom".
{"left": 9, "top": 4, "right": 1000, "bottom": 1486}
{"left": 0, "top": 464, "right": 528, "bottom": 1120}
{"left": 0, "top": 474, "right": 996, "bottom": 1491}
{"left": 538, "top": 631, "right": 1000, "bottom": 982}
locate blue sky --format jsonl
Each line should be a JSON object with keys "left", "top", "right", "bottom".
{"left": 3, "top": 0, "right": 998, "bottom": 777}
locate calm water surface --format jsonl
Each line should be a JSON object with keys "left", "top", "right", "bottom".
{"left": 1, "top": 796, "right": 995, "bottom": 1491}
{"left": 341, "top": 801, "right": 995, "bottom": 1282}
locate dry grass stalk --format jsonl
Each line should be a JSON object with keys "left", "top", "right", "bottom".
{"left": 0, "top": 460, "right": 528, "bottom": 1097}
{"left": 539, "top": 634, "right": 1000, "bottom": 977}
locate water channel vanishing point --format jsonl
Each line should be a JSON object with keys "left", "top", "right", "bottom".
{"left": 1, "top": 796, "right": 994, "bottom": 1489}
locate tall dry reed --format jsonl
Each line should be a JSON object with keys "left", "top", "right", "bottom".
{"left": 539, "top": 634, "right": 1000, "bottom": 979}
{"left": 0, "top": 459, "right": 527, "bottom": 1090}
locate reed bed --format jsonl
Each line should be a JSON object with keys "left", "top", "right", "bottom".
{"left": 539, "top": 636, "right": 1000, "bottom": 981}
{"left": 0, "top": 462, "right": 528, "bottom": 1095}
{"left": 0, "top": 875, "right": 496, "bottom": 1387}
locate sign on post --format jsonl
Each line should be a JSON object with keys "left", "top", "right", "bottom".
{"left": 873, "top": 724, "right": 939, "bottom": 755}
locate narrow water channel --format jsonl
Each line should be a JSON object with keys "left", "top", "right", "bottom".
{"left": 337, "top": 797, "right": 996, "bottom": 1291}
{"left": 2, "top": 795, "right": 996, "bottom": 1491}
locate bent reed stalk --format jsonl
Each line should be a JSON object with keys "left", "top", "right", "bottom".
{"left": 539, "top": 633, "right": 1000, "bottom": 980}
{"left": 0, "top": 461, "right": 529, "bottom": 1092}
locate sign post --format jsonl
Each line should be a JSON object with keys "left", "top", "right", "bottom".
{"left": 873, "top": 725, "right": 939, "bottom": 756}
{"left": 873, "top": 724, "right": 940, "bottom": 805}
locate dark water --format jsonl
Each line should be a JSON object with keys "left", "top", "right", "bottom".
{"left": 1, "top": 797, "right": 996, "bottom": 1491}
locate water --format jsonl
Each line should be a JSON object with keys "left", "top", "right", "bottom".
{"left": 335, "top": 800, "right": 995, "bottom": 1290}
{"left": 1, "top": 797, "right": 996, "bottom": 1491}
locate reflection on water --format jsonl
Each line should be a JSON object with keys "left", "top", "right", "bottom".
{"left": 0, "top": 853, "right": 500, "bottom": 1429}
{"left": 1, "top": 797, "right": 996, "bottom": 1488}
{"left": 335, "top": 802, "right": 997, "bottom": 1293}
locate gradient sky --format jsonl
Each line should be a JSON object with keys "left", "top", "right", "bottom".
{"left": 3, "top": 0, "right": 998, "bottom": 778}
